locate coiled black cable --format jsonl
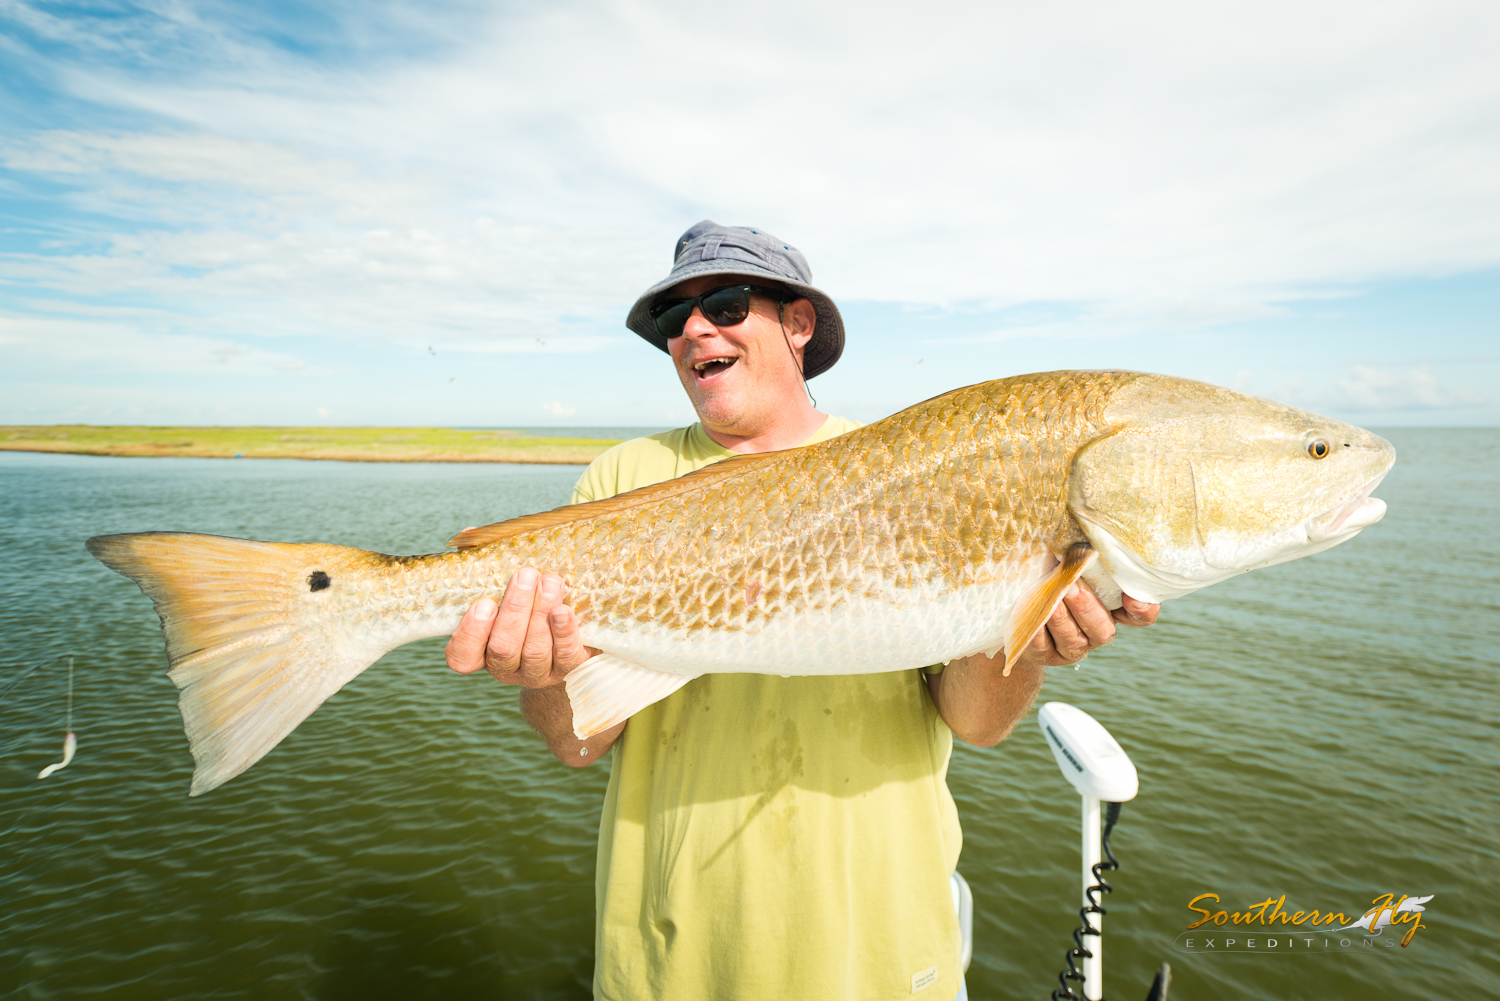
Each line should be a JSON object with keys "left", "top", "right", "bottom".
{"left": 1051, "top": 800, "right": 1122, "bottom": 1001}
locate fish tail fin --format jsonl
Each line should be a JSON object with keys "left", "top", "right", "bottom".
{"left": 87, "top": 532, "right": 391, "bottom": 796}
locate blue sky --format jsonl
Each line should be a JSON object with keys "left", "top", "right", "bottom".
{"left": 2, "top": 0, "right": 1497, "bottom": 428}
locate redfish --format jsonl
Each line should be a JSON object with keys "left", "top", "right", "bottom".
{"left": 89, "top": 371, "right": 1394, "bottom": 794}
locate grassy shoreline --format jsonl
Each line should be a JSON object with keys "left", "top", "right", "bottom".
{"left": 0, "top": 425, "right": 622, "bottom": 465}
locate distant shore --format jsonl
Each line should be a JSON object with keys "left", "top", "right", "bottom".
{"left": 0, "top": 426, "right": 623, "bottom": 465}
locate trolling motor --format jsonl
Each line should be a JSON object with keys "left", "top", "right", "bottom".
{"left": 1039, "top": 703, "right": 1170, "bottom": 1001}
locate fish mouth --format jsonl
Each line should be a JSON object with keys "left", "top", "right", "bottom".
{"left": 1307, "top": 472, "right": 1388, "bottom": 542}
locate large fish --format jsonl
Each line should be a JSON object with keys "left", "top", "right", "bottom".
{"left": 88, "top": 371, "right": 1394, "bottom": 795}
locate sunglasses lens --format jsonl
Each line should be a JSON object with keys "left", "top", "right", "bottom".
{"left": 702, "top": 287, "right": 751, "bottom": 326}
{"left": 653, "top": 301, "right": 693, "bottom": 339}
{"left": 651, "top": 286, "right": 759, "bottom": 337}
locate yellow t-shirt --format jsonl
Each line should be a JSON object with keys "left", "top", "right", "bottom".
{"left": 573, "top": 418, "right": 964, "bottom": 1001}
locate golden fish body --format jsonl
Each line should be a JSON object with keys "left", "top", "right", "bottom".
{"left": 89, "top": 371, "right": 1395, "bottom": 794}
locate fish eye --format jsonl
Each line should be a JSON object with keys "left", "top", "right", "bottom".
{"left": 1306, "top": 437, "right": 1331, "bottom": 459}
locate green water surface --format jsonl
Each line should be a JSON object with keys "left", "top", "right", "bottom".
{"left": 1, "top": 431, "right": 1496, "bottom": 999}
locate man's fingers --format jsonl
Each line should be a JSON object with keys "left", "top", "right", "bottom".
{"left": 1025, "top": 620, "right": 1058, "bottom": 662}
{"left": 1062, "top": 582, "right": 1117, "bottom": 649}
{"left": 517, "top": 574, "right": 566, "bottom": 683}
{"left": 1013, "top": 586, "right": 1157, "bottom": 671}
{"left": 1113, "top": 594, "right": 1161, "bottom": 626}
{"left": 548, "top": 604, "right": 594, "bottom": 675}
{"left": 1045, "top": 591, "right": 1091, "bottom": 664}
{"left": 485, "top": 567, "right": 538, "bottom": 678}
{"left": 444, "top": 597, "right": 498, "bottom": 674}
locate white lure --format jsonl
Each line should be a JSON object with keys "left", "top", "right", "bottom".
{"left": 38, "top": 732, "right": 76, "bottom": 780}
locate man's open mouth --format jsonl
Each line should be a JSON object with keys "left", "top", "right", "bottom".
{"left": 692, "top": 356, "right": 739, "bottom": 380}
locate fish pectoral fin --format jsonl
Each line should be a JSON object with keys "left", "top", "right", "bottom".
{"left": 564, "top": 654, "right": 695, "bottom": 738}
{"left": 1002, "top": 543, "right": 1099, "bottom": 677}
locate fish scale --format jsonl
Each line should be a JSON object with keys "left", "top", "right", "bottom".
{"left": 86, "top": 370, "right": 1394, "bottom": 794}
{"left": 431, "top": 374, "right": 1111, "bottom": 674}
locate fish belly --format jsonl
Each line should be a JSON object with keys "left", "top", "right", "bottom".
{"left": 579, "top": 557, "right": 1049, "bottom": 677}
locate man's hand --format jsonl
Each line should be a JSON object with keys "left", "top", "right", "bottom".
{"left": 444, "top": 567, "right": 598, "bottom": 687}
{"left": 929, "top": 583, "right": 1161, "bottom": 746}
{"left": 445, "top": 565, "right": 620, "bottom": 766}
{"left": 1012, "top": 584, "right": 1160, "bottom": 670}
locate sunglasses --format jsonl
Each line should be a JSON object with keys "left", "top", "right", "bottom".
{"left": 649, "top": 284, "right": 790, "bottom": 339}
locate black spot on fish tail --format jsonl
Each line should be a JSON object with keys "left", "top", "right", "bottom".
{"left": 308, "top": 570, "right": 331, "bottom": 592}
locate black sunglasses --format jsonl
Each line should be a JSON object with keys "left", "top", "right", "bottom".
{"left": 649, "top": 284, "right": 790, "bottom": 339}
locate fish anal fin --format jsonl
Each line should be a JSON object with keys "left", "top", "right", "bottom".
{"left": 1003, "top": 543, "right": 1098, "bottom": 677}
{"left": 448, "top": 450, "right": 780, "bottom": 548}
{"left": 564, "top": 654, "right": 694, "bottom": 738}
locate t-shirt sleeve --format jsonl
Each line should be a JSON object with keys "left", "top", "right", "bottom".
{"left": 572, "top": 444, "right": 624, "bottom": 504}
{"left": 571, "top": 467, "right": 597, "bottom": 505}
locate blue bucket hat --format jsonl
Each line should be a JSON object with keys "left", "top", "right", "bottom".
{"left": 626, "top": 220, "right": 845, "bottom": 379}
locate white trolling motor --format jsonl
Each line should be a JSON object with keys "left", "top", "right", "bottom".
{"left": 1038, "top": 702, "right": 1170, "bottom": 1001}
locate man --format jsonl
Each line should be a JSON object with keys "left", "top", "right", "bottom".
{"left": 445, "top": 221, "right": 1160, "bottom": 1000}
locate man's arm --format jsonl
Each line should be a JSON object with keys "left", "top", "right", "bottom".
{"left": 444, "top": 567, "right": 623, "bottom": 766}
{"left": 518, "top": 686, "right": 626, "bottom": 767}
{"left": 927, "top": 585, "right": 1160, "bottom": 746}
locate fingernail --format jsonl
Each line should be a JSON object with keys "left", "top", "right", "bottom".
{"left": 474, "top": 597, "right": 497, "bottom": 619}
{"left": 514, "top": 568, "right": 538, "bottom": 590}
{"left": 540, "top": 576, "right": 561, "bottom": 600}
{"left": 1064, "top": 583, "right": 1079, "bottom": 599}
{"left": 550, "top": 606, "right": 569, "bottom": 625}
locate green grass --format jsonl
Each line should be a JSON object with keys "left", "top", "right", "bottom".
{"left": 0, "top": 426, "right": 622, "bottom": 465}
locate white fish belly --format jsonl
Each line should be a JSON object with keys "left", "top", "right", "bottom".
{"left": 580, "top": 559, "right": 1049, "bottom": 678}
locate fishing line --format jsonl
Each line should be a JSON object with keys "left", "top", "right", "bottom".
{"left": 0, "top": 655, "right": 59, "bottom": 702}
{"left": 37, "top": 656, "right": 77, "bottom": 781}
{"left": 0, "top": 657, "right": 59, "bottom": 758}
{"left": 1, "top": 655, "right": 81, "bottom": 775}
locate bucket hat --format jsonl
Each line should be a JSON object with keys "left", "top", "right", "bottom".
{"left": 625, "top": 220, "right": 845, "bottom": 379}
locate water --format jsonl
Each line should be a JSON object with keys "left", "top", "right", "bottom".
{"left": 1, "top": 432, "right": 1496, "bottom": 1000}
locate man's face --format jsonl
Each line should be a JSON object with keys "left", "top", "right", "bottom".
{"left": 663, "top": 275, "right": 815, "bottom": 435}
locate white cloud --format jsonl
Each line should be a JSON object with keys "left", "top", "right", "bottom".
{"left": 0, "top": 310, "right": 305, "bottom": 374}
{"left": 6, "top": 1, "right": 1497, "bottom": 312}
{"left": 0, "top": 131, "right": 642, "bottom": 350}
{"left": 542, "top": 400, "right": 578, "bottom": 418}
{"left": 1, "top": 0, "right": 1498, "bottom": 424}
{"left": 1329, "top": 364, "right": 1486, "bottom": 411}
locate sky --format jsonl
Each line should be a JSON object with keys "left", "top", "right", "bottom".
{"left": 1, "top": 0, "right": 1497, "bottom": 429}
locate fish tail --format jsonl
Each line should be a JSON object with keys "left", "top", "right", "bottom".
{"left": 87, "top": 532, "right": 390, "bottom": 796}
